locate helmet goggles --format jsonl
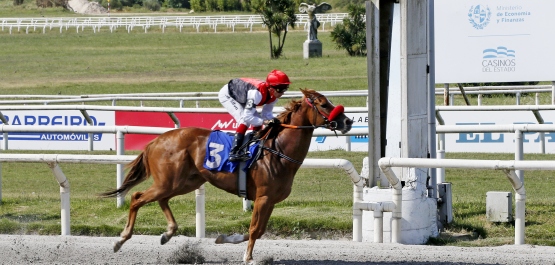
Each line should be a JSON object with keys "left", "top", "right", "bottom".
{"left": 273, "top": 84, "right": 289, "bottom": 93}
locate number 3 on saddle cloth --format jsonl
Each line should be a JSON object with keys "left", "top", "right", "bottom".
{"left": 203, "top": 130, "right": 259, "bottom": 173}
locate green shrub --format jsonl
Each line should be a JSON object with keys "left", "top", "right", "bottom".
{"left": 239, "top": 0, "right": 250, "bottom": 11}
{"left": 190, "top": 0, "right": 204, "bottom": 11}
{"left": 120, "top": 0, "right": 140, "bottom": 7}
{"left": 143, "top": 0, "right": 160, "bottom": 10}
{"left": 98, "top": 0, "right": 123, "bottom": 10}
{"left": 163, "top": 0, "right": 189, "bottom": 9}
{"left": 204, "top": 0, "right": 217, "bottom": 11}
{"left": 330, "top": 4, "right": 366, "bottom": 56}
{"left": 36, "top": 0, "right": 67, "bottom": 8}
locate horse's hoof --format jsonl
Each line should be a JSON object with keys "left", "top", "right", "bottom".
{"left": 215, "top": 234, "right": 225, "bottom": 244}
{"left": 113, "top": 241, "right": 122, "bottom": 252}
{"left": 160, "top": 233, "right": 170, "bottom": 245}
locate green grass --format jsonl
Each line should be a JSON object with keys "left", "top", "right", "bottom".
{"left": 0, "top": 149, "right": 360, "bottom": 238}
{"left": 0, "top": 28, "right": 368, "bottom": 107}
{"left": 2, "top": 4, "right": 555, "bottom": 247}
{"left": 2, "top": 151, "right": 555, "bottom": 246}
{"left": 436, "top": 152, "right": 555, "bottom": 246}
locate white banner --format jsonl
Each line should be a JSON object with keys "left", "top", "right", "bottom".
{"left": 0, "top": 111, "right": 115, "bottom": 150}
{"left": 440, "top": 110, "right": 555, "bottom": 153}
{"left": 435, "top": 0, "right": 555, "bottom": 83}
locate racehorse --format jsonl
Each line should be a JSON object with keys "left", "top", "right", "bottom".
{"left": 100, "top": 88, "right": 353, "bottom": 264}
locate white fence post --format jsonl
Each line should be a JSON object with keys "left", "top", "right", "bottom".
{"left": 47, "top": 162, "right": 71, "bottom": 236}
{"left": 195, "top": 185, "right": 205, "bottom": 238}
{"left": 515, "top": 130, "right": 524, "bottom": 183}
{"left": 116, "top": 131, "right": 125, "bottom": 208}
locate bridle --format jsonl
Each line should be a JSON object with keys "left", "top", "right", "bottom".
{"left": 247, "top": 95, "right": 347, "bottom": 165}
{"left": 280, "top": 96, "right": 345, "bottom": 132}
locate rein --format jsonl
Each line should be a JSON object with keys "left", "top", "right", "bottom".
{"left": 249, "top": 96, "right": 345, "bottom": 165}
{"left": 249, "top": 124, "right": 303, "bottom": 165}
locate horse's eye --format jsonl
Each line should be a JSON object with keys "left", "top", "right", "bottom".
{"left": 320, "top": 103, "right": 329, "bottom": 109}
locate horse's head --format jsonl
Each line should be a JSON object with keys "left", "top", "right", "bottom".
{"left": 301, "top": 88, "right": 353, "bottom": 134}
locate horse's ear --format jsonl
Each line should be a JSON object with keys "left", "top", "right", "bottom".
{"left": 300, "top": 88, "right": 314, "bottom": 104}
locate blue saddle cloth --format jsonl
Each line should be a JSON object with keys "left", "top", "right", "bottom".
{"left": 203, "top": 131, "right": 259, "bottom": 173}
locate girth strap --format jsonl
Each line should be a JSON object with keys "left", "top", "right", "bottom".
{"left": 261, "top": 146, "right": 303, "bottom": 165}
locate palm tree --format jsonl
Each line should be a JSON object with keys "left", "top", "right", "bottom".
{"left": 253, "top": 0, "right": 298, "bottom": 59}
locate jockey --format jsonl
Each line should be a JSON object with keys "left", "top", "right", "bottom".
{"left": 218, "top": 69, "right": 290, "bottom": 162}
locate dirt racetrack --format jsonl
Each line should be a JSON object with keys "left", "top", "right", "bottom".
{"left": 1, "top": 234, "right": 555, "bottom": 264}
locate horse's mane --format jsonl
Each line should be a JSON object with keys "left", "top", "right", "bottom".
{"left": 255, "top": 88, "right": 318, "bottom": 139}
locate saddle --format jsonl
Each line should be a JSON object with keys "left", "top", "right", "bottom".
{"left": 203, "top": 131, "right": 261, "bottom": 198}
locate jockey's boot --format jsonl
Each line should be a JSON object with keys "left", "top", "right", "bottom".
{"left": 229, "top": 133, "right": 250, "bottom": 162}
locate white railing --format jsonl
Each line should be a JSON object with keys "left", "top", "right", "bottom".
{"left": 0, "top": 13, "right": 349, "bottom": 34}
{"left": 0, "top": 154, "right": 368, "bottom": 240}
{"left": 4, "top": 83, "right": 555, "bottom": 107}
{"left": 0, "top": 90, "right": 370, "bottom": 107}
{"left": 436, "top": 82, "right": 555, "bottom": 106}
{"left": 377, "top": 157, "right": 555, "bottom": 245}
{"left": 0, "top": 124, "right": 369, "bottom": 204}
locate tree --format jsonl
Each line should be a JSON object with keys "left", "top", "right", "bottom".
{"left": 330, "top": 4, "right": 366, "bottom": 56}
{"left": 253, "top": 0, "right": 297, "bottom": 59}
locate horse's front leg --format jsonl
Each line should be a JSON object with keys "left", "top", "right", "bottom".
{"left": 244, "top": 196, "right": 275, "bottom": 264}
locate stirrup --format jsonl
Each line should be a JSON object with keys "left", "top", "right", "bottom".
{"left": 229, "top": 152, "right": 250, "bottom": 162}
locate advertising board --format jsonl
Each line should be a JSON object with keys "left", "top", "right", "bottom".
{"left": 0, "top": 110, "right": 114, "bottom": 150}
{"left": 440, "top": 110, "right": 555, "bottom": 153}
{"left": 435, "top": 0, "right": 555, "bottom": 83}
{"left": 117, "top": 111, "right": 370, "bottom": 151}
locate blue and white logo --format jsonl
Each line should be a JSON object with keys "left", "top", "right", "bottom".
{"left": 481, "top": 46, "right": 516, "bottom": 73}
{"left": 483, "top": 46, "right": 515, "bottom": 59}
{"left": 468, "top": 5, "right": 491, "bottom": 29}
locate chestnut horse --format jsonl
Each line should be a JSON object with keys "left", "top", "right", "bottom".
{"left": 100, "top": 88, "right": 353, "bottom": 264}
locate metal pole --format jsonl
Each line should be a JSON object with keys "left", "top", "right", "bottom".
{"left": 515, "top": 130, "right": 524, "bottom": 183}
{"left": 116, "top": 131, "right": 125, "bottom": 208}
{"left": 437, "top": 133, "right": 445, "bottom": 183}
{"left": 427, "top": 0, "right": 437, "bottom": 199}
{"left": 195, "top": 184, "right": 205, "bottom": 238}
{"left": 47, "top": 162, "right": 70, "bottom": 236}
{"left": 367, "top": 0, "right": 381, "bottom": 187}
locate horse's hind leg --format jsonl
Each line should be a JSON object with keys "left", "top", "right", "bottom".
{"left": 113, "top": 188, "right": 164, "bottom": 252}
{"left": 159, "top": 197, "right": 177, "bottom": 245}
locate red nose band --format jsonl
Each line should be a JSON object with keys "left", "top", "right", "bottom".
{"left": 328, "top": 105, "right": 344, "bottom": 121}
{"left": 305, "top": 97, "right": 344, "bottom": 120}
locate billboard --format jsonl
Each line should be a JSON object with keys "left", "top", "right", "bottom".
{"left": 440, "top": 110, "right": 555, "bottom": 153}
{"left": 117, "top": 111, "right": 370, "bottom": 151}
{"left": 0, "top": 110, "right": 114, "bottom": 150}
{"left": 435, "top": 0, "right": 555, "bottom": 83}
{"left": 5, "top": 109, "right": 555, "bottom": 154}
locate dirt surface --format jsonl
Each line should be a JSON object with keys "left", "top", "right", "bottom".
{"left": 1, "top": 234, "right": 555, "bottom": 264}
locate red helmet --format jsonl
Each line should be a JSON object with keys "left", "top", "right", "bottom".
{"left": 266, "top": 69, "right": 291, "bottom": 86}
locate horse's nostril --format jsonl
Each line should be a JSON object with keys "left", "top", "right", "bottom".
{"left": 346, "top": 118, "right": 353, "bottom": 125}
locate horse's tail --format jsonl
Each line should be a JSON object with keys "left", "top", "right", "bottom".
{"left": 98, "top": 144, "right": 152, "bottom": 198}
